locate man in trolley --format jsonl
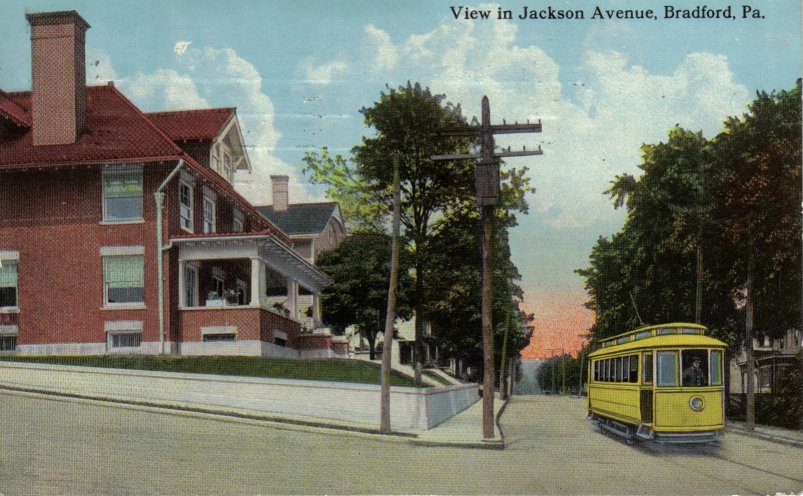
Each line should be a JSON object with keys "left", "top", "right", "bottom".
{"left": 683, "top": 356, "right": 707, "bottom": 387}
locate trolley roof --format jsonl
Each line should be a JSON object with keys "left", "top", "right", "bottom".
{"left": 589, "top": 323, "right": 727, "bottom": 357}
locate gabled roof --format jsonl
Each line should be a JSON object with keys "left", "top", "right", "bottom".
{"left": 146, "top": 108, "right": 235, "bottom": 141}
{"left": 0, "top": 85, "right": 181, "bottom": 169}
{"left": 256, "top": 202, "right": 341, "bottom": 236}
{"left": 0, "top": 89, "right": 31, "bottom": 128}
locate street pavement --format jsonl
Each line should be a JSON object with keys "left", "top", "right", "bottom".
{"left": 1, "top": 391, "right": 800, "bottom": 494}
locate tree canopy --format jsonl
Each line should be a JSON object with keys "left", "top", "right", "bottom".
{"left": 578, "top": 82, "right": 802, "bottom": 349}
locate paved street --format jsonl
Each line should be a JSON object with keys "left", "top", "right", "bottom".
{"left": 1, "top": 391, "right": 800, "bottom": 495}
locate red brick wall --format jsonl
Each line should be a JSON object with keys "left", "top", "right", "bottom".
{"left": 180, "top": 307, "right": 301, "bottom": 344}
{"left": 0, "top": 164, "right": 172, "bottom": 347}
{"left": 294, "top": 334, "right": 333, "bottom": 350}
{"left": 179, "top": 307, "right": 261, "bottom": 341}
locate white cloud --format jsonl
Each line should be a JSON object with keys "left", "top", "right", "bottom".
{"left": 301, "top": 58, "right": 350, "bottom": 85}
{"left": 296, "top": 6, "right": 749, "bottom": 229}
{"left": 123, "top": 69, "right": 209, "bottom": 109}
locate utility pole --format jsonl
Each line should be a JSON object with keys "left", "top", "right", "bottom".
{"left": 432, "top": 96, "right": 542, "bottom": 440}
{"left": 380, "top": 154, "right": 402, "bottom": 433}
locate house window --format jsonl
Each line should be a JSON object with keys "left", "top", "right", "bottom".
{"left": 222, "top": 150, "right": 233, "bottom": 182}
{"left": 110, "top": 332, "right": 142, "bottom": 348}
{"left": 106, "top": 321, "right": 143, "bottom": 350}
{"left": 233, "top": 209, "right": 244, "bottom": 233}
{"left": 201, "top": 325, "right": 236, "bottom": 342}
{"left": 0, "top": 259, "right": 18, "bottom": 308}
{"left": 212, "top": 267, "right": 225, "bottom": 297}
{"left": 211, "top": 143, "right": 221, "bottom": 172}
{"left": 203, "top": 197, "right": 216, "bottom": 233}
{"left": 103, "top": 164, "right": 143, "bottom": 222}
{"left": 184, "top": 265, "right": 198, "bottom": 307}
{"left": 0, "top": 335, "right": 17, "bottom": 351}
{"left": 179, "top": 181, "right": 193, "bottom": 232}
{"left": 103, "top": 255, "right": 145, "bottom": 305}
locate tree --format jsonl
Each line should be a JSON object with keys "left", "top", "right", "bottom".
{"left": 305, "top": 82, "right": 536, "bottom": 381}
{"left": 316, "top": 232, "right": 414, "bottom": 360}
{"left": 577, "top": 82, "right": 802, "bottom": 428}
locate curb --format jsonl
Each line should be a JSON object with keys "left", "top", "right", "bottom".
{"left": 724, "top": 424, "right": 803, "bottom": 449}
{"left": 1, "top": 384, "right": 502, "bottom": 450}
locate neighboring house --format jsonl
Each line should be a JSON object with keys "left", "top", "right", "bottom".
{"left": 256, "top": 176, "right": 347, "bottom": 328}
{"left": 0, "top": 10, "right": 340, "bottom": 358}
{"left": 729, "top": 328, "right": 801, "bottom": 394}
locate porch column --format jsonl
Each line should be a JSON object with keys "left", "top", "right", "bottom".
{"left": 287, "top": 279, "right": 298, "bottom": 320}
{"left": 312, "top": 292, "right": 321, "bottom": 326}
{"left": 250, "top": 258, "right": 265, "bottom": 307}
{"left": 178, "top": 260, "right": 186, "bottom": 308}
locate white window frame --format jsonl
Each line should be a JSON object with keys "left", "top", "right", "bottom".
{"left": 102, "top": 164, "right": 143, "bottom": 223}
{"left": 0, "top": 251, "right": 20, "bottom": 312}
{"left": 203, "top": 196, "right": 216, "bottom": 233}
{"left": 184, "top": 264, "right": 199, "bottom": 308}
{"left": 211, "top": 267, "right": 225, "bottom": 298}
{"left": 211, "top": 143, "right": 221, "bottom": 173}
{"left": 179, "top": 181, "right": 194, "bottom": 232}
{"left": 101, "top": 246, "right": 145, "bottom": 309}
{"left": 233, "top": 208, "right": 245, "bottom": 233}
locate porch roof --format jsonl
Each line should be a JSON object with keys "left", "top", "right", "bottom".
{"left": 171, "top": 232, "right": 333, "bottom": 292}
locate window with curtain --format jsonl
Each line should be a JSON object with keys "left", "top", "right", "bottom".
{"left": 103, "top": 164, "right": 143, "bottom": 222}
{"left": 103, "top": 255, "right": 144, "bottom": 305}
{"left": 0, "top": 260, "right": 18, "bottom": 308}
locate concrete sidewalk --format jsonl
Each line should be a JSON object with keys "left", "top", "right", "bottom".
{"left": 725, "top": 419, "right": 803, "bottom": 448}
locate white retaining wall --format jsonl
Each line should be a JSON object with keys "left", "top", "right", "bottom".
{"left": 0, "top": 361, "right": 478, "bottom": 431}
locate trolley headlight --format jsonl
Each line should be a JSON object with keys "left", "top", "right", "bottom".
{"left": 689, "top": 396, "right": 705, "bottom": 412}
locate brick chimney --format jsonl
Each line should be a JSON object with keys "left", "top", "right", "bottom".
{"left": 271, "top": 175, "right": 289, "bottom": 212}
{"left": 25, "top": 11, "right": 90, "bottom": 146}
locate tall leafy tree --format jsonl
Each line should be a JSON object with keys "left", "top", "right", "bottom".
{"left": 316, "top": 232, "right": 415, "bottom": 360}
{"left": 578, "top": 82, "right": 801, "bottom": 355}
{"left": 306, "top": 82, "right": 537, "bottom": 379}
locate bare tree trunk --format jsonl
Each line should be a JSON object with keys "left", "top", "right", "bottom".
{"left": 380, "top": 155, "right": 401, "bottom": 434}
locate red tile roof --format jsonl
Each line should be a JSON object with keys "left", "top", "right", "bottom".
{"left": 0, "top": 89, "right": 31, "bottom": 128}
{"left": 0, "top": 85, "right": 181, "bottom": 168}
{"left": 146, "top": 108, "right": 235, "bottom": 141}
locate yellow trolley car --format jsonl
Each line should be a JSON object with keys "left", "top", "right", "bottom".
{"left": 587, "top": 323, "right": 727, "bottom": 443}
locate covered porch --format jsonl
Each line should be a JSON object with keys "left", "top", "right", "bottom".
{"left": 172, "top": 233, "right": 333, "bottom": 356}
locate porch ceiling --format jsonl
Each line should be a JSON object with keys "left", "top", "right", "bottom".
{"left": 172, "top": 233, "right": 332, "bottom": 292}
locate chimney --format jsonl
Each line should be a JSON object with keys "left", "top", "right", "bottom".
{"left": 26, "top": 11, "right": 90, "bottom": 146}
{"left": 271, "top": 175, "right": 289, "bottom": 212}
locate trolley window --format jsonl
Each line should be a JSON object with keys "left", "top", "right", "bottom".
{"left": 681, "top": 350, "right": 708, "bottom": 387}
{"left": 642, "top": 352, "right": 653, "bottom": 384}
{"left": 629, "top": 355, "right": 638, "bottom": 382}
{"left": 656, "top": 351, "right": 678, "bottom": 387}
{"left": 615, "top": 357, "right": 623, "bottom": 382}
{"left": 709, "top": 350, "right": 722, "bottom": 386}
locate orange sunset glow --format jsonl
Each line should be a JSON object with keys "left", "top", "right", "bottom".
{"left": 520, "top": 290, "right": 593, "bottom": 359}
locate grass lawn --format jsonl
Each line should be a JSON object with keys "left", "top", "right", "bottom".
{"left": 0, "top": 355, "right": 425, "bottom": 388}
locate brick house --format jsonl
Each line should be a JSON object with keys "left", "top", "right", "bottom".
{"left": 0, "top": 11, "right": 341, "bottom": 358}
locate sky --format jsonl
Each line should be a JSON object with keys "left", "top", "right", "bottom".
{"left": 2, "top": 0, "right": 800, "bottom": 359}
